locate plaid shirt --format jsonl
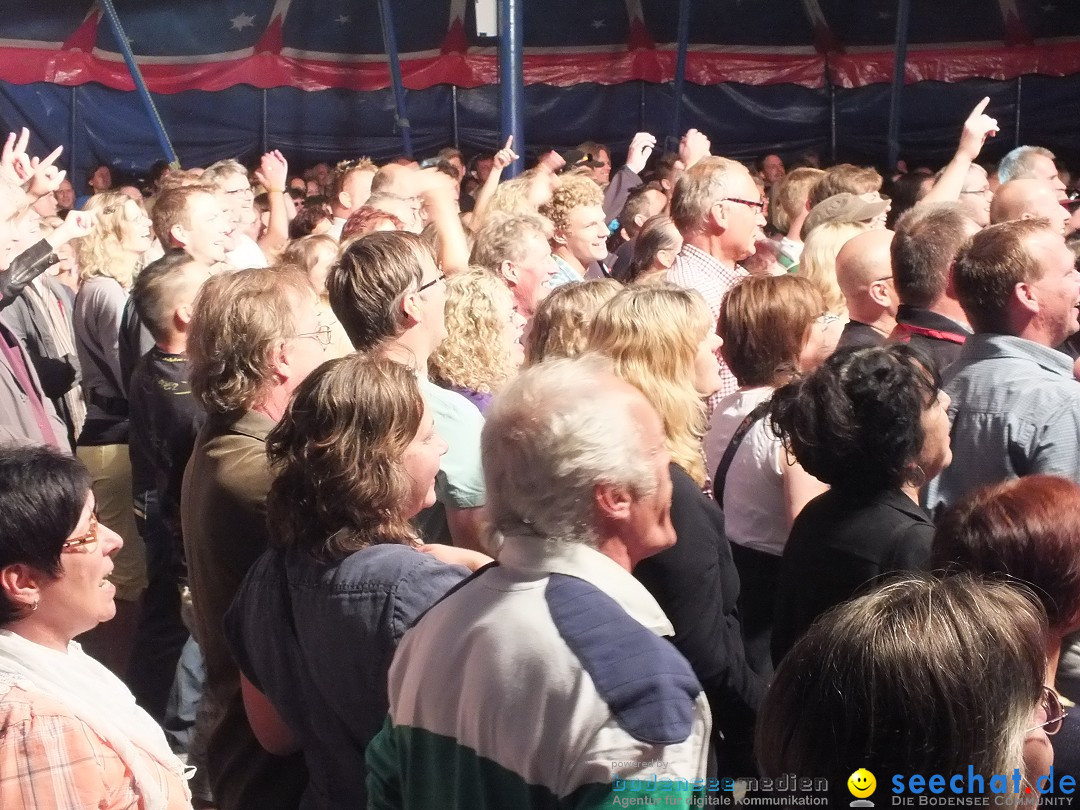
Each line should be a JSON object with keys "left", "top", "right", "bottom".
{"left": 667, "top": 244, "right": 747, "bottom": 405}
{"left": 0, "top": 683, "right": 190, "bottom": 810}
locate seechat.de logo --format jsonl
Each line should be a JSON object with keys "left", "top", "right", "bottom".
{"left": 849, "top": 768, "right": 877, "bottom": 807}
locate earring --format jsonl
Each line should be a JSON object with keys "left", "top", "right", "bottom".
{"left": 907, "top": 463, "right": 927, "bottom": 489}
{"left": 30, "top": 599, "right": 38, "bottom": 612}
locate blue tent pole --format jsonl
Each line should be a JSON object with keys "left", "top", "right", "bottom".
{"left": 376, "top": 0, "right": 413, "bottom": 158}
{"left": 451, "top": 86, "right": 460, "bottom": 149}
{"left": 886, "top": 0, "right": 912, "bottom": 171}
{"left": 69, "top": 87, "right": 77, "bottom": 189}
{"left": 98, "top": 0, "right": 179, "bottom": 168}
{"left": 498, "top": 0, "right": 524, "bottom": 177}
{"left": 671, "top": 0, "right": 692, "bottom": 142}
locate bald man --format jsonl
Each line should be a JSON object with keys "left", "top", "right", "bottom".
{"left": 835, "top": 229, "right": 898, "bottom": 350}
{"left": 990, "top": 179, "right": 1068, "bottom": 235}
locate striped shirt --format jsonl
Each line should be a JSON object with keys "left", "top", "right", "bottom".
{"left": 667, "top": 244, "right": 746, "bottom": 404}
{"left": 0, "top": 684, "right": 191, "bottom": 810}
{"left": 367, "top": 537, "right": 712, "bottom": 809}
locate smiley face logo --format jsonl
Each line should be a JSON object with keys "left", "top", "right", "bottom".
{"left": 848, "top": 768, "right": 877, "bottom": 799}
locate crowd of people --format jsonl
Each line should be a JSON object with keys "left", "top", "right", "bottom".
{"left": 0, "top": 92, "right": 1078, "bottom": 807}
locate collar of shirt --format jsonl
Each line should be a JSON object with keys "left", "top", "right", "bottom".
{"left": 215, "top": 408, "right": 276, "bottom": 442}
{"left": 497, "top": 534, "right": 675, "bottom": 637}
{"left": 962, "top": 333, "right": 1075, "bottom": 377}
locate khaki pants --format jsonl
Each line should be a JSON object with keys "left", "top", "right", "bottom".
{"left": 76, "top": 444, "right": 147, "bottom": 601}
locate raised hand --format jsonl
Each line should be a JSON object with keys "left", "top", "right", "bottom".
{"left": 492, "top": 136, "right": 519, "bottom": 172}
{"left": 26, "top": 146, "right": 66, "bottom": 199}
{"left": 46, "top": 209, "right": 97, "bottom": 249}
{"left": 537, "top": 149, "right": 566, "bottom": 174}
{"left": 255, "top": 149, "right": 288, "bottom": 192}
{"left": 626, "top": 131, "right": 657, "bottom": 175}
{"left": 678, "top": 128, "right": 711, "bottom": 170}
{"left": 957, "top": 97, "right": 999, "bottom": 162}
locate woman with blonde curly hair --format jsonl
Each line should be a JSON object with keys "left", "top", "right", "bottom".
{"left": 71, "top": 191, "right": 155, "bottom": 676}
{"left": 522, "top": 278, "right": 620, "bottom": 367}
{"left": 585, "top": 284, "right": 763, "bottom": 778}
{"left": 428, "top": 269, "right": 524, "bottom": 413}
{"left": 797, "top": 220, "right": 868, "bottom": 317}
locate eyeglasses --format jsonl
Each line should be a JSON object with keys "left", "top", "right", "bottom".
{"left": 961, "top": 187, "right": 993, "bottom": 197}
{"left": 719, "top": 197, "right": 766, "bottom": 212}
{"left": 816, "top": 312, "right": 842, "bottom": 326}
{"left": 417, "top": 273, "right": 446, "bottom": 293}
{"left": 1027, "top": 686, "right": 1067, "bottom": 736}
{"left": 62, "top": 513, "right": 99, "bottom": 554}
{"left": 293, "top": 325, "right": 333, "bottom": 347}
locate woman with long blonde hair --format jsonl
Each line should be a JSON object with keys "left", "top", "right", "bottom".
{"left": 71, "top": 191, "right": 155, "bottom": 677}
{"left": 588, "top": 284, "right": 714, "bottom": 484}
{"left": 586, "top": 284, "right": 762, "bottom": 779}
{"left": 797, "top": 220, "right": 868, "bottom": 317}
{"left": 522, "top": 278, "right": 621, "bottom": 367}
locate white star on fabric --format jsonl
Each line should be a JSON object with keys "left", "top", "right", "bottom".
{"left": 230, "top": 12, "right": 256, "bottom": 32}
{"left": 336, "top": 14, "right": 350, "bottom": 24}
{"left": 591, "top": 19, "right": 605, "bottom": 28}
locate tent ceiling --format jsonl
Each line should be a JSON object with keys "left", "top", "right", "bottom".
{"left": 0, "top": 0, "right": 1078, "bottom": 92}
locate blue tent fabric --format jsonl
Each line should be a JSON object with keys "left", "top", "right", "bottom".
{"left": 1, "top": 3, "right": 1079, "bottom": 177}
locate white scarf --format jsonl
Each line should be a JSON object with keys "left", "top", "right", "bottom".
{"left": 0, "top": 630, "right": 190, "bottom": 810}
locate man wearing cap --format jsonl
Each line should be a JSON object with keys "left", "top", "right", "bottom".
{"left": 801, "top": 193, "right": 889, "bottom": 243}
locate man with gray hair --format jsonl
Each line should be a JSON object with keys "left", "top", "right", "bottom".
{"left": 997, "top": 145, "right": 1067, "bottom": 197}
{"left": 668, "top": 156, "right": 766, "bottom": 400}
{"left": 367, "top": 355, "right": 712, "bottom": 809}
{"left": 471, "top": 212, "right": 558, "bottom": 320}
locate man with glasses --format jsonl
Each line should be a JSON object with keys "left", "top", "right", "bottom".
{"left": 668, "top": 156, "right": 766, "bottom": 400}
{"left": 835, "top": 229, "right": 898, "bottom": 350}
{"left": 957, "top": 164, "right": 993, "bottom": 227}
{"left": 328, "top": 231, "right": 487, "bottom": 552}
{"left": 202, "top": 159, "right": 267, "bottom": 269}
{"left": 181, "top": 266, "right": 325, "bottom": 810}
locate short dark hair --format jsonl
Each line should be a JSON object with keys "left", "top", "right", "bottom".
{"left": 892, "top": 203, "right": 976, "bottom": 308}
{"left": 933, "top": 474, "right": 1080, "bottom": 635}
{"left": 769, "top": 344, "right": 940, "bottom": 494}
{"left": 0, "top": 445, "right": 91, "bottom": 624}
{"left": 953, "top": 218, "right": 1052, "bottom": 334}
{"left": 617, "top": 182, "right": 666, "bottom": 239}
{"left": 266, "top": 353, "right": 424, "bottom": 561}
{"left": 131, "top": 248, "right": 202, "bottom": 343}
{"left": 327, "top": 230, "right": 430, "bottom": 351}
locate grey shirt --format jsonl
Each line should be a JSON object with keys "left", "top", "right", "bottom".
{"left": 74, "top": 276, "right": 128, "bottom": 443}
{"left": 924, "top": 333, "right": 1080, "bottom": 517}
